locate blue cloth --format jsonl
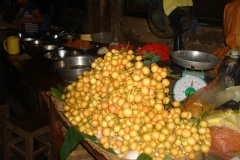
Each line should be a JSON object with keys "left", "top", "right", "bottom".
{"left": 39, "top": 14, "right": 51, "bottom": 31}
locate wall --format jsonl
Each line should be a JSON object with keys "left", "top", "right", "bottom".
{"left": 119, "top": 16, "right": 226, "bottom": 53}
{"left": 51, "top": 0, "right": 226, "bottom": 54}
{"left": 52, "top": 0, "right": 111, "bottom": 34}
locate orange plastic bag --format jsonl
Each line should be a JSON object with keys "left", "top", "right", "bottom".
{"left": 204, "top": 110, "right": 240, "bottom": 159}
{"left": 209, "top": 0, "right": 240, "bottom": 75}
{"left": 210, "top": 127, "right": 240, "bottom": 153}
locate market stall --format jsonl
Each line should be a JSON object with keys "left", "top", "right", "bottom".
{"left": 1, "top": 28, "right": 239, "bottom": 160}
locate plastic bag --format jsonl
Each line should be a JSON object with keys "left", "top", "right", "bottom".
{"left": 203, "top": 110, "right": 240, "bottom": 159}
{"left": 218, "top": 56, "right": 240, "bottom": 86}
{"left": 138, "top": 44, "right": 170, "bottom": 61}
{"left": 216, "top": 52, "right": 240, "bottom": 110}
{"left": 182, "top": 73, "right": 234, "bottom": 118}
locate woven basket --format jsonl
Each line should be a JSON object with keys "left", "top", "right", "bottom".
{"left": 49, "top": 93, "right": 204, "bottom": 160}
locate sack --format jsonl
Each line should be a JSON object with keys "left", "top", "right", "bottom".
{"left": 209, "top": 0, "right": 240, "bottom": 75}
{"left": 224, "top": 1, "right": 240, "bottom": 48}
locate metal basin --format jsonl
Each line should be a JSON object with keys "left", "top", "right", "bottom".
{"left": 43, "top": 49, "right": 82, "bottom": 60}
{"left": 60, "top": 34, "right": 80, "bottom": 43}
{"left": 45, "top": 32, "right": 58, "bottom": 40}
{"left": 20, "top": 38, "right": 36, "bottom": 50}
{"left": 52, "top": 55, "right": 97, "bottom": 82}
{"left": 29, "top": 40, "right": 52, "bottom": 50}
{"left": 57, "top": 31, "right": 68, "bottom": 37}
{"left": 31, "top": 40, "right": 49, "bottom": 46}
{"left": 45, "top": 31, "right": 68, "bottom": 40}
{"left": 41, "top": 44, "right": 60, "bottom": 51}
{"left": 20, "top": 38, "right": 36, "bottom": 44}
{"left": 170, "top": 50, "right": 220, "bottom": 70}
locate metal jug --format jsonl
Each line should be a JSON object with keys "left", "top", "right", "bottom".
{"left": 4, "top": 36, "right": 20, "bottom": 54}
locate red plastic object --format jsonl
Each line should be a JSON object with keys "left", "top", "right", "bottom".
{"left": 109, "top": 44, "right": 135, "bottom": 51}
{"left": 138, "top": 43, "right": 170, "bottom": 61}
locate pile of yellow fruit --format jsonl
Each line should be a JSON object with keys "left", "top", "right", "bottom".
{"left": 62, "top": 49, "right": 212, "bottom": 160}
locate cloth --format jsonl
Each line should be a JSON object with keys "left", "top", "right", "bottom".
{"left": 209, "top": 0, "right": 240, "bottom": 75}
{"left": 16, "top": 0, "right": 40, "bottom": 33}
{"left": 163, "top": 0, "right": 193, "bottom": 16}
{"left": 39, "top": 14, "right": 51, "bottom": 31}
{"left": 224, "top": 0, "right": 240, "bottom": 48}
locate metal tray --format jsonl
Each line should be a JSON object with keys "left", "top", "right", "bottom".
{"left": 170, "top": 50, "right": 220, "bottom": 70}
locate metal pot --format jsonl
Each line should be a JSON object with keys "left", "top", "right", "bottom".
{"left": 52, "top": 55, "right": 97, "bottom": 82}
{"left": 20, "top": 38, "right": 36, "bottom": 51}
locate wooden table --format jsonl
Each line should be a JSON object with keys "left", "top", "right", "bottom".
{"left": 0, "top": 44, "right": 110, "bottom": 159}
{"left": 0, "top": 47, "right": 67, "bottom": 159}
{"left": 1, "top": 44, "right": 226, "bottom": 160}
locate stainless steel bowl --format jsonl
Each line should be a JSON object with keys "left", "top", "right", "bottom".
{"left": 45, "top": 31, "right": 68, "bottom": 40}
{"left": 57, "top": 31, "right": 68, "bottom": 37}
{"left": 45, "top": 32, "right": 58, "bottom": 40}
{"left": 52, "top": 55, "right": 97, "bottom": 81}
{"left": 20, "top": 37, "right": 36, "bottom": 43}
{"left": 41, "top": 44, "right": 60, "bottom": 51}
{"left": 60, "top": 34, "right": 80, "bottom": 42}
{"left": 170, "top": 50, "right": 220, "bottom": 70}
{"left": 43, "top": 49, "right": 82, "bottom": 60}
{"left": 29, "top": 40, "right": 52, "bottom": 50}
{"left": 31, "top": 40, "right": 45, "bottom": 46}
{"left": 20, "top": 37, "right": 37, "bottom": 51}
{"left": 20, "top": 37, "right": 36, "bottom": 46}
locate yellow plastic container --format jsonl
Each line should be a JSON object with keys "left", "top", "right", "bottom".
{"left": 4, "top": 36, "right": 20, "bottom": 54}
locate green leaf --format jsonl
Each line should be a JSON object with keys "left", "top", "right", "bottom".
{"left": 50, "top": 86, "right": 65, "bottom": 102}
{"left": 151, "top": 55, "right": 161, "bottom": 63}
{"left": 83, "top": 133, "right": 98, "bottom": 143}
{"left": 106, "top": 147, "right": 116, "bottom": 154}
{"left": 142, "top": 52, "right": 155, "bottom": 60}
{"left": 58, "top": 84, "right": 67, "bottom": 94}
{"left": 60, "top": 126, "right": 84, "bottom": 160}
{"left": 165, "top": 154, "right": 173, "bottom": 160}
{"left": 137, "top": 153, "right": 153, "bottom": 160}
{"left": 201, "top": 109, "right": 213, "bottom": 118}
{"left": 60, "top": 127, "right": 117, "bottom": 160}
